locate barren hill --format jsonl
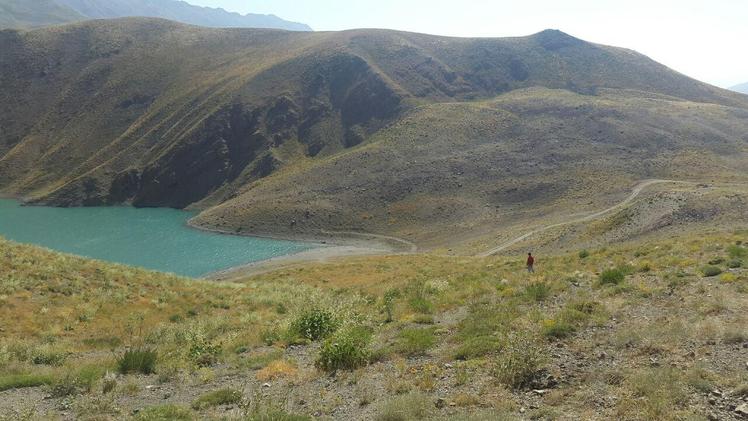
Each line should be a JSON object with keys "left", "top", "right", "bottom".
{"left": 1, "top": 19, "right": 747, "bottom": 249}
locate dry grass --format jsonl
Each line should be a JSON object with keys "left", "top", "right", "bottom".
{"left": 0, "top": 229, "right": 747, "bottom": 419}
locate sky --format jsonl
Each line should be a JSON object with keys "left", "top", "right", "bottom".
{"left": 187, "top": 0, "right": 747, "bottom": 88}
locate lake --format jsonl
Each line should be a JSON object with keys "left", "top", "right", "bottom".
{"left": 0, "top": 199, "right": 312, "bottom": 277}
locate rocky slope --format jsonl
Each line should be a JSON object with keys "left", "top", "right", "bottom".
{"left": 1, "top": 19, "right": 747, "bottom": 248}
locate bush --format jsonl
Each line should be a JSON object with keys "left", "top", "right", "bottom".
{"left": 288, "top": 308, "right": 339, "bottom": 341}
{"left": 136, "top": 404, "right": 194, "bottom": 421}
{"left": 192, "top": 388, "right": 243, "bottom": 410}
{"left": 727, "top": 259, "right": 743, "bottom": 269}
{"left": 728, "top": 245, "right": 747, "bottom": 259}
{"left": 118, "top": 348, "right": 157, "bottom": 375}
{"left": 599, "top": 268, "right": 626, "bottom": 286}
{"left": 31, "top": 348, "right": 67, "bottom": 366}
{"left": 541, "top": 319, "right": 575, "bottom": 339}
{"left": 316, "top": 326, "right": 371, "bottom": 372}
{"left": 493, "top": 334, "right": 546, "bottom": 390}
{"left": 188, "top": 334, "right": 221, "bottom": 367}
{"left": 525, "top": 282, "right": 551, "bottom": 302}
{"left": 578, "top": 250, "right": 590, "bottom": 259}
{"left": 701, "top": 266, "right": 723, "bottom": 277}
{"left": 394, "top": 328, "right": 436, "bottom": 357}
{"left": 382, "top": 288, "right": 401, "bottom": 323}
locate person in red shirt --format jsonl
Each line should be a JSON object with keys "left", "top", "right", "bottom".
{"left": 527, "top": 253, "right": 535, "bottom": 273}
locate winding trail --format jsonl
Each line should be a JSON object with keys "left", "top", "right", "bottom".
{"left": 478, "top": 179, "right": 693, "bottom": 257}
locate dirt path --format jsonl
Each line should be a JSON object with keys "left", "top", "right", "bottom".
{"left": 478, "top": 179, "right": 694, "bottom": 257}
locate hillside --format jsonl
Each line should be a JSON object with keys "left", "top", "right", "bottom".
{"left": 0, "top": 0, "right": 310, "bottom": 31}
{"left": 0, "top": 230, "right": 747, "bottom": 419}
{"left": 1, "top": 19, "right": 747, "bottom": 251}
{"left": 0, "top": 0, "right": 83, "bottom": 29}
{"left": 731, "top": 82, "right": 748, "bottom": 94}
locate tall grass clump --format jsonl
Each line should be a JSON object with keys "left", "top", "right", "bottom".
{"left": 493, "top": 334, "right": 546, "bottom": 390}
{"left": 316, "top": 326, "right": 371, "bottom": 372}
{"left": 118, "top": 348, "right": 157, "bottom": 375}
{"left": 192, "top": 388, "right": 242, "bottom": 410}
{"left": 599, "top": 268, "right": 626, "bottom": 286}
{"left": 288, "top": 308, "right": 339, "bottom": 341}
{"left": 701, "top": 266, "right": 722, "bottom": 277}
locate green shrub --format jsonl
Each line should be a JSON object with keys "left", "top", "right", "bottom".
{"left": 728, "top": 245, "right": 747, "bottom": 259}
{"left": 288, "top": 308, "right": 339, "bottom": 341}
{"left": 260, "top": 327, "right": 281, "bottom": 346}
{"left": 31, "top": 348, "right": 67, "bottom": 366}
{"left": 701, "top": 266, "right": 722, "bottom": 277}
{"left": 525, "top": 282, "right": 551, "bottom": 302}
{"left": 0, "top": 373, "right": 54, "bottom": 391}
{"left": 316, "top": 327, "right": 371, "bottom": 372}
{"left": 382, "top": 288, "right": 401, "bottom": 323}
{"left": 136, "top": 404, "right": 194, "bottom": 421}
{"left": 493, "top": 334, "right": 546, "bottom": 390}
{"left": 188, "top": 335, "right": 221, "bottom": 367}
{"left": 407, "top": 282, "right": 434, "bottom": 314}
{"left": 541, "top": 319, "right": 575, "bottom": 339}
{"left": 408, "top": 296, "right": 434, "bottom": 314}
{"left": 192, "top": 388, "right": 243, "bottom": 410}
{"left": 727, "top": 259, "right": 743, "bottom": 269}
{"left": 394, "top": 328, "right": 436, "bottom": 357}
{"left": 578, "top": 250, "right": 590, "bottom": 259}
{"left": 117, "top": 348, "right": 157, "bottom": 375}
{"left": 599, "top": 268, "right": 626, "bottom": 285}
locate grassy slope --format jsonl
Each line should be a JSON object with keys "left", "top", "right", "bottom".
{"left": 1, "top": 20, "right": 747, "bottom": 252}
{"left": 0, "top": 0, "right": 83, "bottom": 29}
{"left": 1, "top": 229, "right": 747, "bottom": 419}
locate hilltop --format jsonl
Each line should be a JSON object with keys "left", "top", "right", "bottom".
{"left": 1, "top": 19, "right": 747, "bottom": 252}
{"left": 0, "top": 0, "right": 310, "bottom": 30}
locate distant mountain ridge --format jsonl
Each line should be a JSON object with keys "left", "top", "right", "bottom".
{"left": 0, "top": 0, "right": 310, "bottom": 31}
{"left": 731, "top": 82, "right": 748, "bottom": 94}
{"left": 0, "top": 0, "right": 84, "bottom": 29}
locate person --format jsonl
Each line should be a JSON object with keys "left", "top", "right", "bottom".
{"left": 526, "top": 252, "right": 535, "bottom": 273}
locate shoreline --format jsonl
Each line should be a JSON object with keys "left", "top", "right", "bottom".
{"left": 187, "top": 218, "right": 418, "bottom": 280}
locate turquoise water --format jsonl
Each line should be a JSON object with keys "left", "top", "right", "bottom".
{"left": 0, "top": 199, "right": 312, "bottom": 277}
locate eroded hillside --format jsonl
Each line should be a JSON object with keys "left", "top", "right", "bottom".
{"left": 1, "top": 19, "right": 747, "bottom": 249}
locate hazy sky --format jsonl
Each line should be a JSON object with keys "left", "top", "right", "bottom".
{"left": 188, "top": 0, "right": 747, "bottom": 88}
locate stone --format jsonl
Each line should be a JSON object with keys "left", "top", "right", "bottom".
{"left": 262, "top": 382, "right": 271, "bottom": 388}
{"left": 736, "top": 403, "right": 748, "bottom": 418}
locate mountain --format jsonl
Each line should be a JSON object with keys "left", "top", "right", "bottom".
{"left": 730, "top": 82, "right": 748, "bottom": 94}
{"left": 0, "top": 0, "right": 84, "bottom": 29}
{"left": 0, "top": 0, "right": 311, "bottom": 31}
{"left": 1, "top": 19, "right": 747, "bottom": 249}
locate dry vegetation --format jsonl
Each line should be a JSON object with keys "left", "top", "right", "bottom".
{"left": 1, "top": 229, "right": 747, "bottom": 420}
